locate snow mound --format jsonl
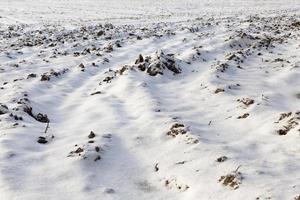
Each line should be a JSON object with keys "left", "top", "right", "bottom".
{"left": 102, "top": 50, "right": 181, "bottom": 83}
{"left": 134, "top": 50, "right": 182, "bottom": 76}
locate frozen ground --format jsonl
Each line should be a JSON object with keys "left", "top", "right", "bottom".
{"left": 0, "top": 0, "right": 300, "bottom": 200}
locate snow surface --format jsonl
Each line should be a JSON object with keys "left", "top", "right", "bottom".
{"left": 0, "top": 0, "right": 300, "bottom": 200}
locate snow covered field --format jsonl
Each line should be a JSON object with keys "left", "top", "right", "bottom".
{"left": 0, "top": 0, "right": 300, "bottom": 199}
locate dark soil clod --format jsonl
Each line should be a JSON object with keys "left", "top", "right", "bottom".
{"left": 37, "top": 136, "right": 48, "bottom": 144}
{"left": 88, "top": 131, "right": 96, "bottom": 139}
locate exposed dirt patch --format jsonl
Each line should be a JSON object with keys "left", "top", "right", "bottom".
{"left": 215, "top": 88, "right": 225, "bottom": 94}
{"left": 24, "top": 106, "right": 49, "bottom": 123}
{"left": 216, "top": 156, "right": 228, "bottom": 163}
{"left": 167, "top": 123, "right": 187, "bottom": 137}
{"left": 40, "top": 68, "right": 69, "bottom": 81}
{"left": 276, "top": 111, "right": 300, "bottom": 135}
{"left": 237, "top": 113, "right": 250, "bottom": 119}
{"left": 219, "top": 167, "right": 243, "bottom": 190}
{"left": 166, "top": 122, "right": 199, "bottom": 144}
{"left": 0, "top": 104, "right": 9, "bottom": 115}
{"left": 237, "top": 98, "right": 255, "bottom": 106}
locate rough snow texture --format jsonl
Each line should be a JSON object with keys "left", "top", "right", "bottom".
{"left": 0, "top": 0, "right": 300, "bottom": 200}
